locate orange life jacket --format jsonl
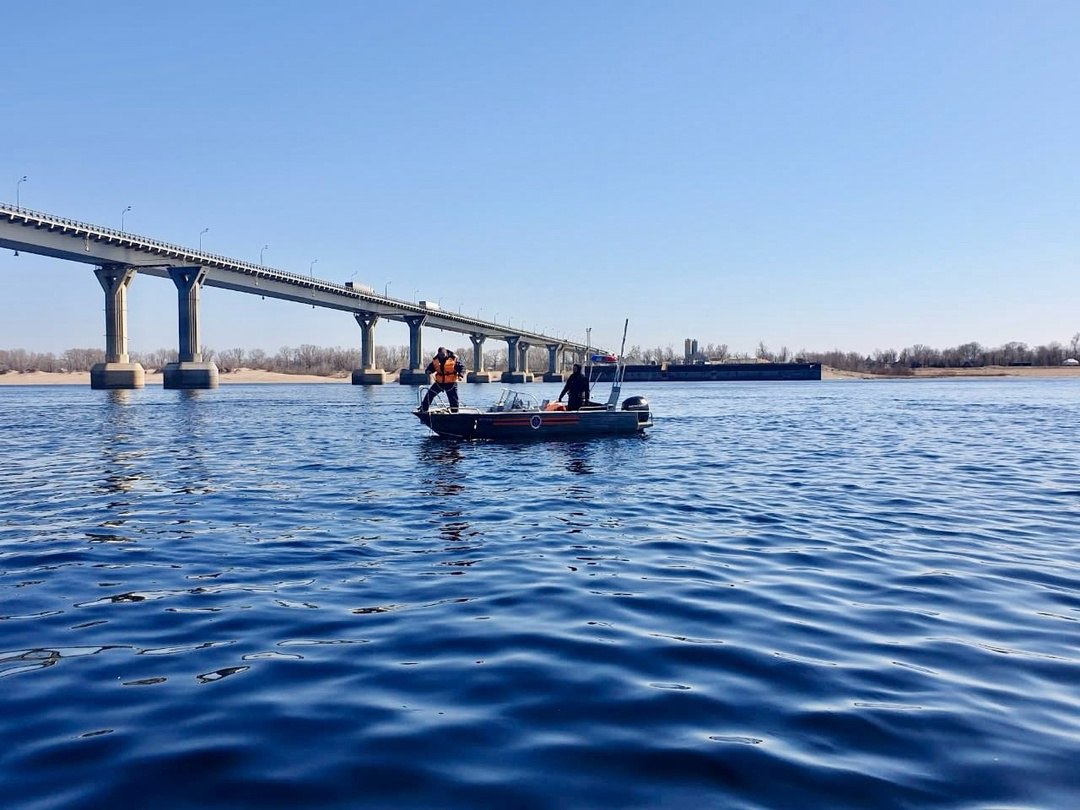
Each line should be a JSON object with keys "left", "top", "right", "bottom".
{"left": 432, "top": 356, "right": 459, "bottom": 384}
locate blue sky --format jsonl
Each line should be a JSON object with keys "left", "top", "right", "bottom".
{"left": 3, "top": 1, "right": 1078, "bottom": 357}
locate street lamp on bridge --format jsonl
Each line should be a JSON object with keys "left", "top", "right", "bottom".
{"left": 260, "top": 244, "right": 268, "bottom": 266}
{"left": 120, "top": 205, "right": 132, "bottom": 232}
{"left": 16, "top": 176, "right": 27, "bottom": 209}
{"left": 199, "top": 227, "right": 209, "bottom": 250}
{"left": 309, "top": 258, "right": 318, "bottom": 278}
{"left": 384, "top": 281, "right": 391, "bottom": 298}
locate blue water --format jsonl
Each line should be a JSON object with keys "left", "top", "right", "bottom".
{"left": 2, "top": 379, "right": 1079, "bottom": 809}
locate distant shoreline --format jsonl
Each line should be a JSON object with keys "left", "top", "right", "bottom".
{"left": 2, "top": 365, "right": 1079, "bottom": 386}
{"left": 823, "top": 365, "right": 1080, "bottom": 380}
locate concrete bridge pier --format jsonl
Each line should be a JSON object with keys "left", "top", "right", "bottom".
{"left": 351, "top": 312, "right": 389, "bottom": 384}
{"left": 163, "top": 266, "right": 219, "bottom": 389}
{"left": 543, "top": 343, "right": 566, "bottom": 382}
{"left": 519, "top": 341, "right": 534, "bottom": 380}
{"left": 467, "top": 333, "right": 498, "bottom": 382}
{"left": 502, "top": 336, "right": 533, "bottom": 384}
{"left": 398, "top": 315, "right": 431, "bottom": 385}
{"left": 90, "top": 264, "right": 145, "bottom": 390}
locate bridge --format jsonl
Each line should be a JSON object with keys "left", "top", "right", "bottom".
{"left": 0, "top": 202, "right": 595, "bottom": 389}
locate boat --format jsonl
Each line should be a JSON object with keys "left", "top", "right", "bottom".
{"left": 414, "top": 388, "right": 652, "bottom": 440}
{"left": 414, "top": 320, "right": 653, "bottom": 440}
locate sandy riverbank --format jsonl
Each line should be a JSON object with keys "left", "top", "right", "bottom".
{"left": 0, "top": 368, "right": 355, "bottom": 386}
{"left": 3, "top": 365, "right": 1079, "bottom": 385}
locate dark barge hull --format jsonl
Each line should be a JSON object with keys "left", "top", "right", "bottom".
{"left": 592, "top": 362, "right": 823, "bottom": 382}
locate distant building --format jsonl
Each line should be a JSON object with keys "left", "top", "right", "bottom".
{"left": 684, "top": 338, "right": 700, "bottom": 363}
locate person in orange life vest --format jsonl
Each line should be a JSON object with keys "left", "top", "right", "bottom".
{"left": 558, "top": 363, "right": 589, "bottom": 411}
{"left": 420, "top": 346, "right": 465, "bottom": 412}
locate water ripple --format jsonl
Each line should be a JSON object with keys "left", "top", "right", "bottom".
{"left": 2, "top": 381, "right": 1079, "bottom": 807}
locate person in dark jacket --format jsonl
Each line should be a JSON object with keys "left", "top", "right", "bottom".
{"left": 420, "top": 347, "right": 465, "bottom": 412}
{"left": 558, "top": 363, "right": 589, "bottom": 411}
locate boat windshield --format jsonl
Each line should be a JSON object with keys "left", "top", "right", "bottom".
{"left": 491, "top": 389, "right": 538, "bottom": 412}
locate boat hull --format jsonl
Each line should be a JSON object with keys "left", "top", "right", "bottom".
{"left": 415, "top": 407, "right": 651, "bottom": 440}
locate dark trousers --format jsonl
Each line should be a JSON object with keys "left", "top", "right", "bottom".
{"left": 421, "top": 382, "right": 459, "bottom": 411}
{"left": 567, "top": 394, "right": 585, "bottom": 411}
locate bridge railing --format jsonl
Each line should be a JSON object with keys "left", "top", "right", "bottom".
{"left": 1, "top": 201, "right": 405, "bottom": 296}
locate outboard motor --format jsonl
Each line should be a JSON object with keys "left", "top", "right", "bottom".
{"left": 621, "top": 395, "right": 651, "bottom": 424}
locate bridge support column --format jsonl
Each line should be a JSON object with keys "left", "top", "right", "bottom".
{"left": 398, "top": 314, "right": 431, "bottom": 385}
{"left": 90, "top": 265, "right": 145, "bottom": 390}
{"left": 467, "top": 333, "right": 497, "bottom": 383}
{"left": 351, "top": 312, "right": 389, "bottom": 384}
{"left": 519, "top": 342, "right": 533, "bottom": 379}
{"left": 543, "top": 343, "right": 566, "bottom": 382}
{"left": 501, "top": 335, "right": 532, "bottom": 383}
{"left": 163, "top": 266, "right": 219, "bottom": 389}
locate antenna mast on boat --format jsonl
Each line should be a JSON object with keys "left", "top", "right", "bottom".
{"left": 584, "top": 326, "right": 594, "bottom": 384}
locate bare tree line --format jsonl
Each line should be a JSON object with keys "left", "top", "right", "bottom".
{"left": 3, "top": 333, "right": 1078, "bottom": 375}
{"left": 0, "top": 343, "right": 554, "bottom": 375}
{"left": 790, "top": 334, "right": 1080, "bottom": 374}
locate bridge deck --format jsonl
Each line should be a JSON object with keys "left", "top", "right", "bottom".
{"left": 0, "top": 203, "right": 595, "bottom": 350}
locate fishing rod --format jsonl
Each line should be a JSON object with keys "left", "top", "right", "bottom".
{"left": 579, "top": 319, "right": 630, "bottom": 408}
{"left": 607, "top": 318, "right": 630, "bottom": 407}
